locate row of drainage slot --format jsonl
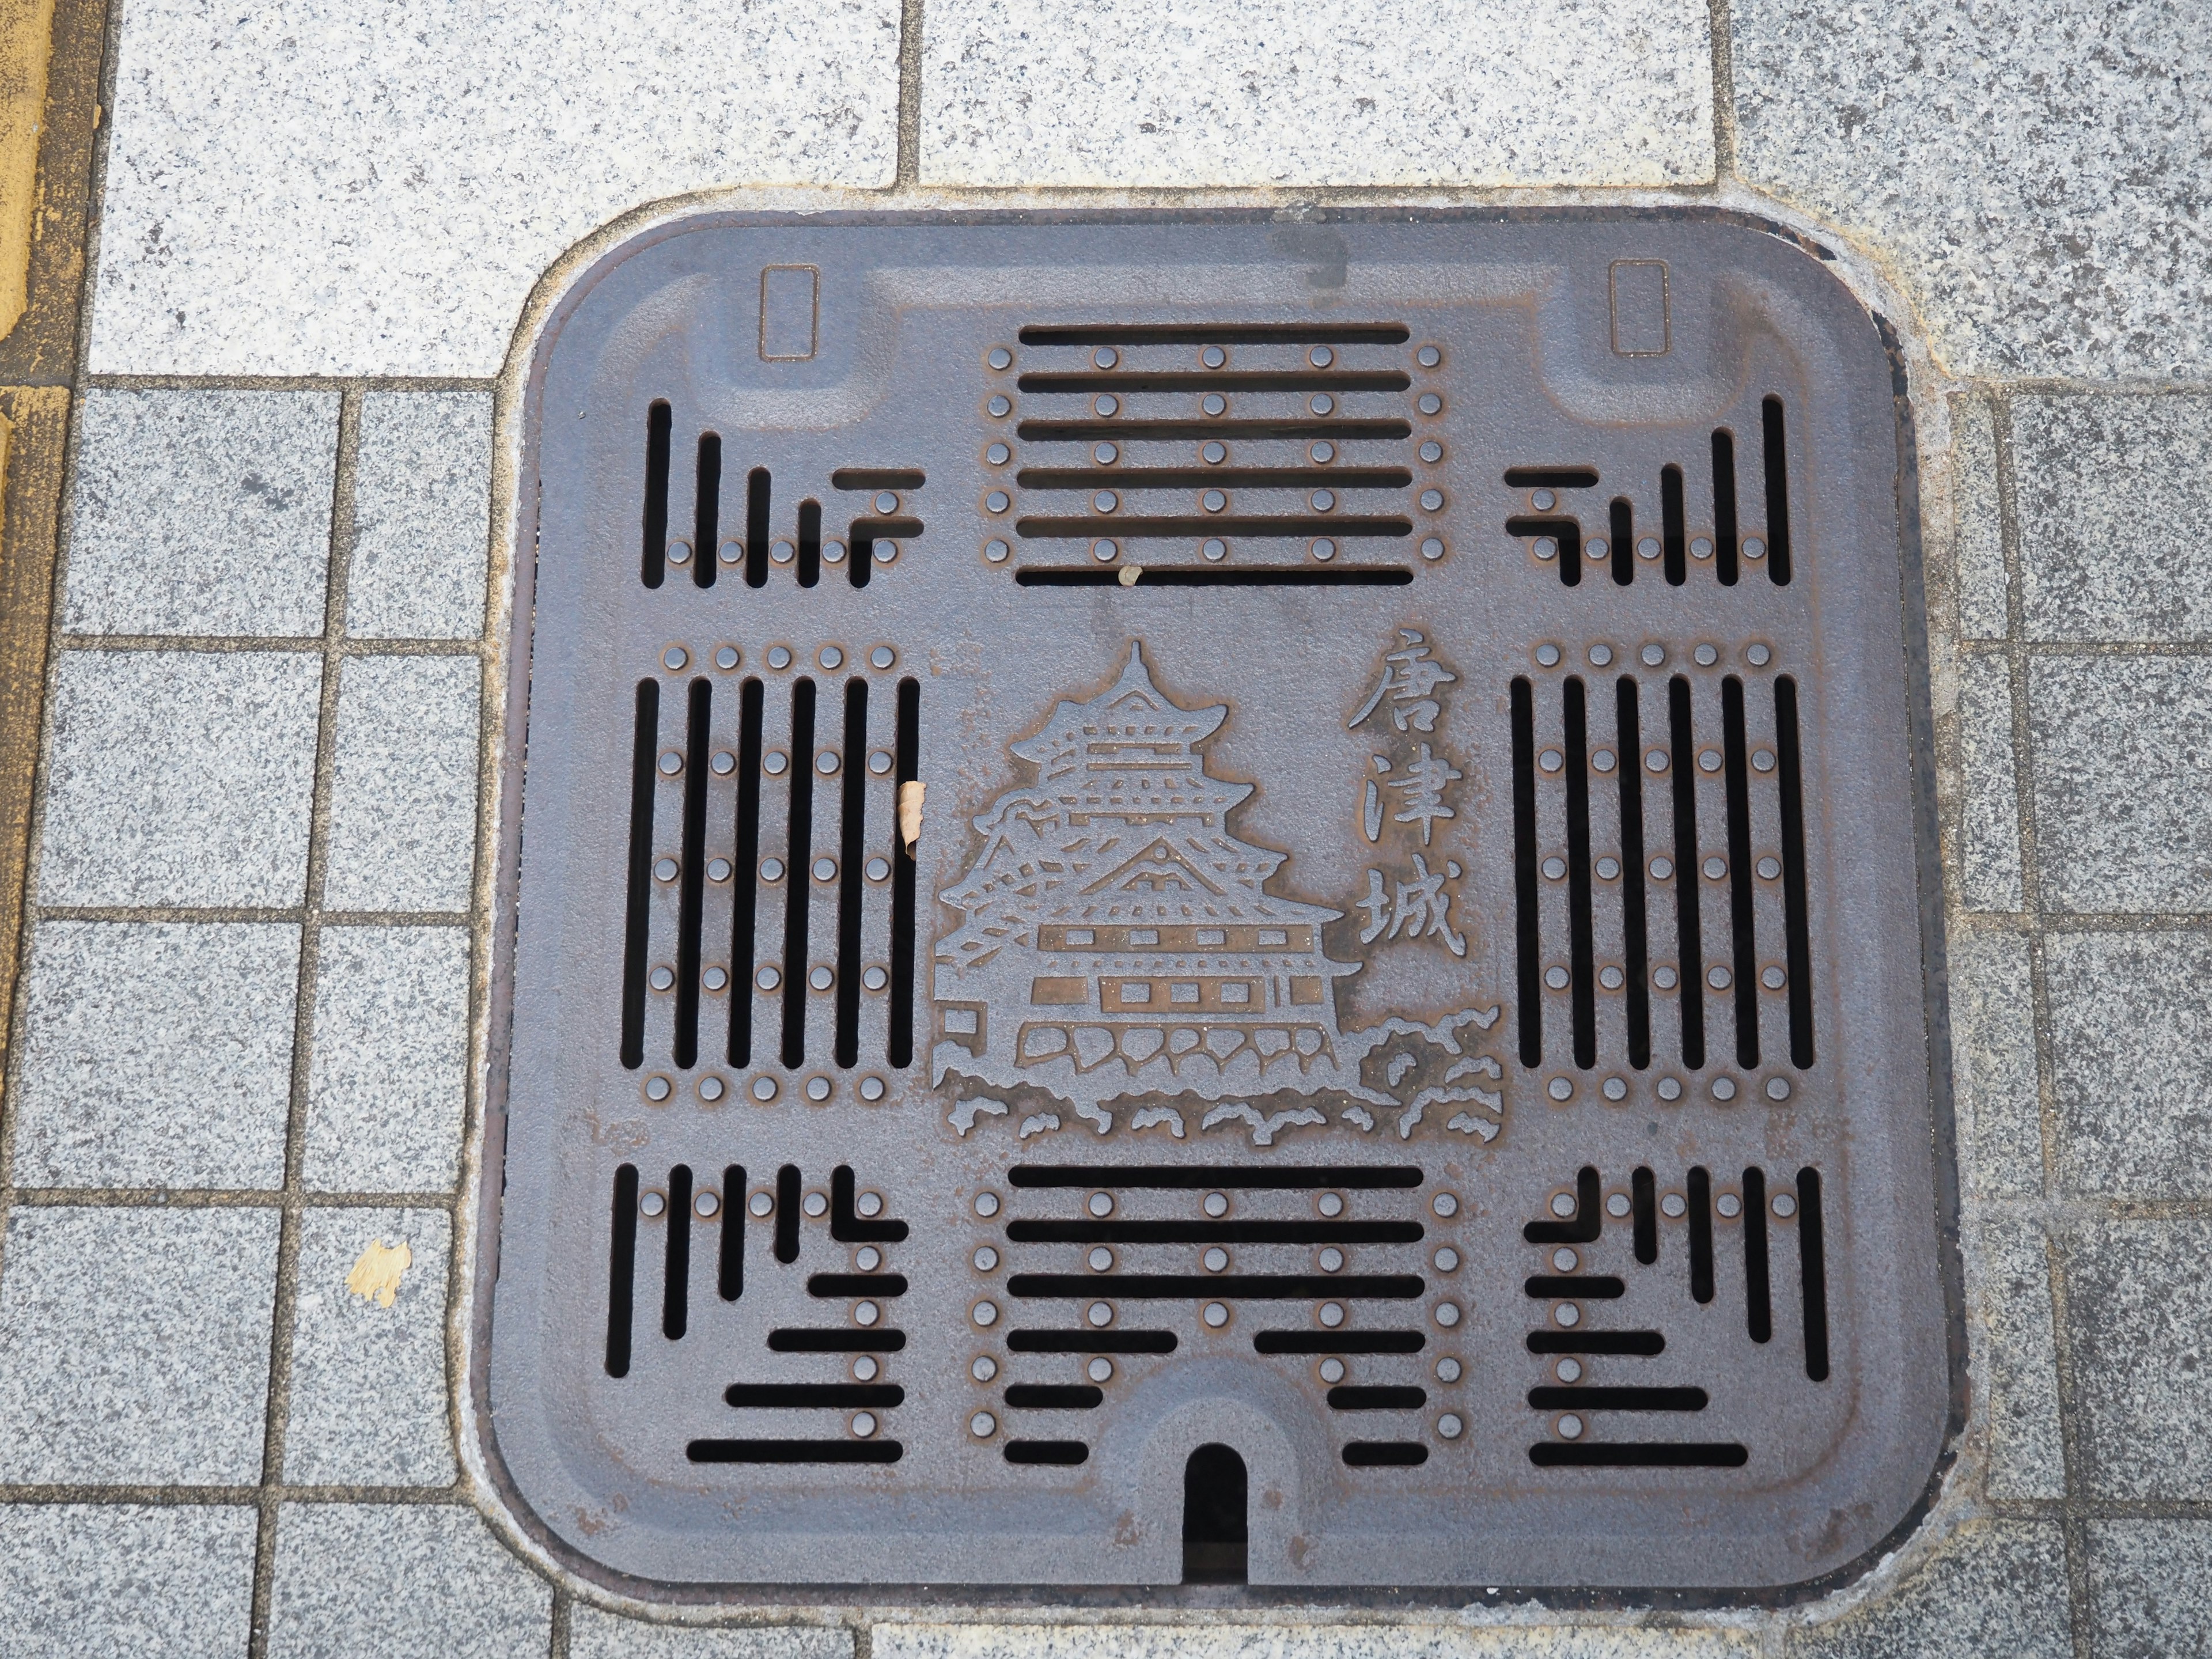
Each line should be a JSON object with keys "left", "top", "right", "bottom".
{"left": 619, "top": 675, "right": 921, "bottom": 1073}
{"left": 639, "top": 422, "right": 922, "bottom": 592}
{"left": 1512, "top": 672, "right": 1815, "bottom": 1073}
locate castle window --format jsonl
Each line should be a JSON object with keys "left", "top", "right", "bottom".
{"left": 1196, "top": 928, "right": 1226, "bottom": 945}
{"left": 1220, "top": 982, "right": 1251, "bottom": 1005}
{"left": 1119, "top": 982, "right": 1153, "bottom": 1004}
{"left": 1130, "top": 929, "right": 1160, "bottom": 945}
{"left": 1257, "top": 928, "right": 1287, "bottom": 946}
{"left": 1170, "top": 982, "right": 1201, "bottom": 1005}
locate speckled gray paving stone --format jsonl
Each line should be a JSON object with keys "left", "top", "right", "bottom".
{"left": 1783, "top": 1519, "right": 2071, "bottom": 1659}
{"left": 2028, "top": 654, "right": 2212, "bottom": 914}
{"left": 1952, "top": 651, "right": 2021, "bottom": 911}
{"left": 1971, "top": 1215, "right": 2064, "bottom": 1501}
{"left": 39, "top": 649, "right": 322, "bottom": 907}
{"left": 1945, "top": 926, "right": 2041, "bottom": 1199}
{"left": 2086, "top": 1519, "right": 2212, "bottom": 1659}
{"left": 875, "top": 1628, "right": 1753, "bottom": 1659}
{"left": 283, "top": 1207, "right": 454, "bottom": 1486}
{"left": 1732, "top": 0, "right": 2210, "bottom": 381}
{"left": 86, "top": 0, "right": 899, "bottom": 378}
{"left": 571, "top": 1607, "right": 851, "bottom": 1659}
{"left": 63, "top": 388, "right": 338, "bottom": 638}
{"left": 321, "top": 654, "right": 480, "bottom": 912}
{"left": 0, "top": 1206, "right": 278, "bottom": 1483}
{"left": 267, "top": 1502, "right": 550, "bottom": 1659}
{"left": 348, "top": 392, "right": 494, "bottom": 641}
{"left": 12, "top": 920, "right": 300, "bottom": 1190}
{"left": 920, "top": 0, "right": 1714, "bottom": 187}
{"left": 304, "top": 925, "right": 469, "bottom": 1192}
{"left": 2065, "top": 1219, "right": 2212, "bottom": 1498}
{"left": 0, "top": 1504, "right": 259, "bottom": 1659}
{"left": 1949, "top": 392, "right": 2006, "bottom": 641}
{"left": 2015, "top": 395, "right": 2212, "bottom": 641}
{"left": 2045, "top": 931, "right": 2212, "bottom": 1198}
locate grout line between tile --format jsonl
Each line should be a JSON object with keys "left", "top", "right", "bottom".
{"left": 54, "top": 632, "right": 490, "bottom": 655}
{"left": 895, "top": 0, "right": 923, "bottom": 187}
{"left": 245, "top": 383, "right": 359, "bottom": 1659}
{"left": 1706, "top": 0, "right": 1736, "bottom": 180}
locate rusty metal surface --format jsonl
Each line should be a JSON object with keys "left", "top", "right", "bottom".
{"left": 479, "top": 211, "right": 1950, "bottom": 1593}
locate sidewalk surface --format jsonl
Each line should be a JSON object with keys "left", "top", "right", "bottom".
{"left": 0, "top": 0, "right": 2206, "bottom": 1652}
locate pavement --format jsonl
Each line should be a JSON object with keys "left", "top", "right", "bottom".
{"left": 0, "top": 0, "right": 2207, "bottom": 1651}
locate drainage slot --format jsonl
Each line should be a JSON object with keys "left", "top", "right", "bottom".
{"left": 797, "top": 498, "right": 823, "bottom": 588}
{"left": 726, "top": 677, "right": 764, "bottom": 1067}
{"left": 725, "top": 1382, "right": 905, "bottom": 1408}
{"left": 619, "top": 680, "right": 659, "bottom": 1070}
{"left": 1009, "top": 1330, "right": 1177, "bottom": 1354}
{"left": 1798, "top": 1167, "right": 1830, "bottom": 1381}
{"left": 1531, "top": 1442, "right": 1746, "bottom": 1468}
{"left": 1343, "top": 1442, "right": 1428, "bottom": 1468}
{"left": 1508, "top": 517, "right": 1585, "bottom": 585}
{"left": 1722, "top": 676, "right": 1759, "bottom": 1068}
{"left": 1005, "top": 1384, "right": 1104, "bottom": 1410}
{"left": 1018, "top": 370, "right": 1410, "bottom": 395}
{"left": 1008, "top": 1273, "right": 1423, "bottom": 1300}
{"left": 1007, "top": 1219, "right": 1422, "bottom": 1245}
{"left": 1523, "top": 1168, "right": 1601, "bottom": 1244}
{"left": 719, "top": 1162, "right": 745, "bottom": 1301}
{"left": 1688, "top": 1166, "right": 1715, "bottom": 1305}
{"left": 1528, "top": 1386, "right": 1707, "bottom": 1411}
{"left": 1564, "top": 677, "right": 1596, "bottom": 1069}
{"left": 831, "top": 1165, "right": 909, "bottom": 1242}
{"left": 605, "top": 1162, "right": 638, "bottom": 1377}
{"left": 1017, "top": 567, "right": 1412, "bottom": 589}
{"left": 1006, "top": 1440, "right": 1089, "bottom": 1466}
{"left": 1762, "top": 396, "right": 1793, "bottom": 585}
{"left": 1617, "top": 677, "right": 1652, "bottom": 1068}
{"left": 1328, "top": 1385, "right": 1427, "bottom": 1410}
{"left": 1744, "top": 1166, "right": 1772, "bottom": 1344}
{"left": 779, "top": 679, "right": 817, "bottom": 1067}
{"left": 1181, "top": 1444, "right": 1249, "bottom": 1582}
{"left": 774, "top": 1164, "right": 800, "bottom": 1264}
{"left": 1020, "top": 418, "right": 1410, "bottom": 443}
{"left": 1020, "top": 323, "right": 1410, "bottom": 345}
{"left": 745, "top": 467, "right": 771, "bottom": 588}
{"left": 692, "top": 433, "right": 721, "bottom": 590}
{"left": 1016, "top": 514, "right": 1411, "bottom": 541}
{"left": 831, "top": 467, "right": 926, "bottom": 490}
{"left": 1503, "top": 465, "right": 1599, "bottom": 489}
{"left": 1009, "top": 1165, "right": 1422, "bottom": 1189}
{"left": 1256, "top": 1331, "right": 1423, "bottom": 1354}
{"left": 664, "top": 1164, "right": 692, "bottom": 1340}
{"left": 1775, "top": 677, "right": 1816, "bottom": 1066}
{"left": 1525, "top": 1275, "right": 1623, "bottom": 1298}
{"left": 1510, "top": 677, "right": 1541, "bottom": 1066}
{"left": 1632, "top": 1166, "right": 1657, "bottom": 1265}
{"left": 688, "top": 1439, "right": 903, "bottom": 1464}
{"left": 675, "top": 679, "right": 711, "bottom": 1069}
{"left": 1527, "top": 1330, "right": 1664, "bottom": 1356}
{"left": 1667, "top": 677, "right": 1705, "bottom": 1069}
{"left": 1712, "top": 429, "right": 1740, "bottom": 585}
{"left": 808, "top": 1272, "right": 909, "bottom": 1297}
{"left": 1607, "top": 498, "right": 1633, "bottom": 587}
{"left": 767, "top": 1328, "right": 908, "bottom": 1352}
{"left": 835, "top": 681, "right": 868, "bottom": 1067}
{"left": 1661, "top": 465, "right": 1685, "bottom": 586}
{"left": 888, "top": 677, "right": 920, "bottom": 1067}
{"left": 641, "top": 401, "right": 671, "bottom": 589}
{"left": 1018, "top": 467, "right": 1412, "bottom": 491}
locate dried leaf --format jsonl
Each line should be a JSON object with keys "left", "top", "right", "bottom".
{"left": 346, "top": 1238, "right": 412, "bottom": 1309}
{"left": 898, "top": 780, "right": 925, "bottom": 851}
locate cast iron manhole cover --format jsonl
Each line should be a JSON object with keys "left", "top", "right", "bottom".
{"left": 480, "top": 212, "right": 1953, "bottom": 1594}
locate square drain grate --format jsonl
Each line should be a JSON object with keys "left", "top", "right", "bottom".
{"left": 480, "top": 213, "right": 1954, "bottom": 1595}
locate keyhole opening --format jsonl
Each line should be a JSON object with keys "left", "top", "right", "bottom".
{"left": 1181, "top": 1442, "right": 1249, "bottom": 1584}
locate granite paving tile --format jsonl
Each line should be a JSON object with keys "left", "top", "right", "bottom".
{"left": 2063, "top": 1219, "right": 2212, "bottom": 1498}
{"left": 0, "top": 1504, "right": 259, "bottom": 1658}
{"left": 2045, "top": 931, "right": 2212, "bottom": 1199}
{"left": 12, "top": 921, "right": 300, "bottom": 1190}
{"left": 347, "top": 391, "right": 494, "bottom": 641}
{"left": 283, "top": 1207, "right": 454, "bottom": 1487}
{"left": 321, "top": 654, "right": 480, "bottom": 913}
{"left": 877, "top": 1627, "right": 1753, "bottom": 1659}
{"left": 38, "top": 649, "right": 322, "bottom": 908}
{"left": 571, "top": 1607, "right": 852, "bottom": 1659}
{"left": 267, "top": 1502, "right": 551, "bottom": 1658}
{"left": 1948, "top": 391, "right": 2006, "bottom": 642}
{"left": 1945, "top": 926, "right": 2042, "bottom": 1200}
{"left": 1732, "top": 0, "right": 2211, "bottom": 379}
{"left": 303, "top": 925, "right": 469, "bottom": 1193}
{"left": 1969, "top": 1214, "right": 2064, "bottom": 1500}
{"left": 63, "top": 388, "right": 339, "bottom": 638}
{"left": 921, "top": 0, "right": 1714, "bottom": 188}
{"left": 0, "top": 1206, "right": 278, "bottom": 1483}
{"left": 2086, "top": 1518, "right": 2212, "bottom": 1659}
{"left": 1783, "top": 1518, "right": 2071, "bottom": 1658}
{"left": 1952, "top": 651, "right": 2021, "bottom": 911}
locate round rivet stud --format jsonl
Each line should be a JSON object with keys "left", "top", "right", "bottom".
{"left": 1311, "top": 538, "right": 1338, "bottom": 562}
{"left": 640, "top": 1191, "right": 666, "bottom": 1218}
{"left": 851, "top": 1411, "right": 877, "bottom": 1438}
{"left": 1596, "top": 856, "right": 1620, "bottom": 880}
{"left": 1557, "top": 1413, "right": 1585, "bottom": 1440}
{"left": 751, "top": 1075, "right": 778, "bottom": 1102}
{"left": 1432, "top": 1192, "right": 1459, "bottom": 1218}
{"left": 1318, "top": 1192, "right": 1345, "bottom": 1218}
{"left": 1436, "top": 1357, "right": 1463, "bottom": 1382}
{"left": 749, "top": 1190, "right": 774, "bottom": 1217}
{"left": 1554, "top": 1304, "right": 1581, "bottom": 1328}
{"left": 1661, "top": 1191, "right": 1687, "bottom": 1218}
{"left": 1774, "top": 1191, "right": 1800, "bottom": 1218}
{"left": 1753, "top": 748, "right": 1776, "bottom": 772}
{"left": 863, "top": 965, "right": 889, "bottom": 991}
{"left": 1419, "top": 488, "right": 1445, "bottom": 512}
{"left": 857, "top": 1192, "right": 883, "bottom": 1218}
{"left": 1691, "top": 536, "right": 1714, "bottom": 560}
{"left": 1432, "top": 1247, "right": 1459, "bottom": 1271}
{"left": 1601, "top": 1074, "right": 1627, "bottom": 1101}
{"left": 809, "top": 963, "right": 834, "bottom": 990}
{"left": 1587, "top": 537, "right": 1609, "bottom": 562}
{"left": 1651, "top": 855, "right": 1675, "bottom": 879}
{"left": 854, "top": 1355, "right": 879, "bottom": 1381}
{"left": 1416, "top": 345, "right": 1442, "bottom": 367}
{"left": 984, "top": 539, "right": 1010, "bottom": 563}
{"left": 1202, "top": 345, "right": 1228, "bottom": 368}
{"left": 1319, "top": 1247, "right": 1343, "bottom": 1272}
{"left": 1708, "top": 965, "right": 1732, "bottom": 990}
{"left": 1657, "top": 1075, "right": 1684, "bottom": 1102}
{"left": 1762, "top": 965, "right": 1787, "bottom": 990}
{"left": 1203, "top": 538, "right": 1227, "bottom": 561}
{"left": 1766, "top": 1076, "right": 1793, "bottom": 1102}
{"left": 1421, "top": 536, "right": 1446, "bottom": 560}
{"left": 719, "top": 540, "right": 744, "bottom": 565}
{"left": 767, "top": 645, "right": 794, "bottom": 670}
{"left": 1092, "top": 539, "right": 1118, "bottom": 562}
{"left": 819, "top": 646, "right": 844, "bottom": 671}
{"left": 1309, "top": 346, "right": 1334, "bottom": 368}
{"left": 1089, "top": 1246, "right": 1114, "bottom": 1272}
{"left": 1703, "top": 855, "right": 1727, "bottom": 880}
{"left": 987, "top": 346, "right": 1013, "bottom": 370}
{"left": 973, "top": 1244, "right": 998, "bottom": 1271}
{"left": 754, "top": 965, "right": 783, "bottom": 993}
{"left": 1642, "top": 643, "right": 1665, "bottom": 666}
{"left": 970, "top": 1410, "right": 998, "bottom": 1438}
{"left": 1203, "top": 490, "right": 1228, "bottom": 513}
{"left": 662, "top": 646, "right": 689, "bottom": 672}
{"left": 975, "top": 1191, "right": 1001, "bottom": 1218}
{"left": 1417, "top": 393, "right": 1443, "bottom": 415}
{"left": 1202, "top": 393, "right": 1226, "bottom": 416}
{"left": 1712, "top": 1075, "right": 1739, "bottom": 1103}
{"left": 699, "top": 1075, "right": 726, "bottom": 1103}
{"left": 823, "top": 540, "right": 847, "bottom": 566}
{"left": 1320, "top": 1357, "right": 1347, "bottom": 1384}
{"left": 1421, "top": 440, "right": 1444, "bottom": 463}
{"left": 1597, "top": 964, "right": 1623, "bottom": 989}
{"left": 703, "top": 965, "right": 729, "bottom": 990}
{"left": 1536, "top": 643, "right": 1562, "bottom": 667}
{"left": 1204, "top": 1247, "right": 1230, "bottom": 1272}
{"left": 1438, "top": 1413, "right": 1465, "bottom": 1440}
{"left": 870, "top": 645, "right": 896, "bottom": 669}
{"left": 1637, "top": 536, "right": 1661, "bottom": 560}
{"left": 805, "top": 1075, "right": 832, "bottom": 1103}
{"left": 1757, "top": 856, "right": 1782, "bottom": 880}
{"left": 1533, "top": 536, "right": 1559, "bottom": 561}
{"left": 715, "top": 645, "right": 740, "bottom": 671}
{"left": 874, "top": 541, "right": 899, "bottom": 565}
{"left": 985, "top": 442, "right": 1010, "bottom": 466}
{"left": 1089, "top": 1357, "right": 1114, "bottom": 1383}
{"left": 1312, "top": 393, "right": 1336, "bottom": 416}
{"left": 1550, "top": 1192, "right": 1578, "bottom": 1218}
{"left": 1654, "top": 965, "right": 1679, "bottom": 990}
{"left": 644, "top": 1075, "right": 672, "bottom": 1103}
{"left": 1746, "top": 643, "right": 1774, "bottom": 667}
{"left": 859, "top": 1075, "right": 888, "bottom": 1102}
{"left": 1544, "top": 966, "right": 1570, "bottom": 990}
{"left": 1087, "top": 1301, "right": 1114, "bottom": 1328}
{"left": 695, "top": 1190, "right": 720, "bottom": 1218}
{"left": 873, "top": 490, "right": 900, "bottom": 516}
{"left": 865, "top": 857, "right": 891, "bottom": 882}
{"left": 1531, "top": 488, "right": 1556, "bottom": 511}
{"left": 812, "top": 857, "right": 838, "bottom": 883}
{"left": 1744, "top": 536, "right": 1768, "bottom": 561}
{"left": 653, "top": 857, "right": 679, "bottom": 883}
{"left": 1694, "top": 643, "right": 1719, "bottom": 666}
{"left": 854, "top": 1300, "right": 879, "bottom": 1327}
{"left": 1319, "top": 1302, "right": 1344, "bottom": 1327}
{"left": 711, "top": 750, "right": 736, "bottom": 777}
{"left": 1717, "top": 1192, "right": 1744, "bottom": 1219}
{"left": 1203, "top": 1192, "right": 1229, "bottom": 1218}
{"left": 1589, "top": 643, "right": 1614, "bottom": 668}
{"left": 1203, "top": 1302, "right": 1230, "bottom": 1328}
{"left": 1088, "top": 1192, "right": 1114, "bottom": 1218}
{"left": 1547, "top": 1075, "right": 1573, "bottom": 1104}
{"left": 771, "top": 540, "right": 795, "bottom": 565}
{"left": 1552, "top": 1246, "right": 1578, "bottom": 1271}
{"left": 1095, "top": 395, "right": 1119, "bottom": 417}
{"left": 1606, "top": 1192, "right": 1631, "bottom": 1218}
{"left": 649, "top": 965, "right": 675, "bottom": 991}
{"left": 986, "top": 491, "right": 1010, "bottom": 514}
{"left": 1093, "top": 346, "right": 1119, "bottom": 370}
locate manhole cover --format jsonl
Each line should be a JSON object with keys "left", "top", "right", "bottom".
{"left": 480, "top": 212, "right": 1953, "bottom": 1594}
